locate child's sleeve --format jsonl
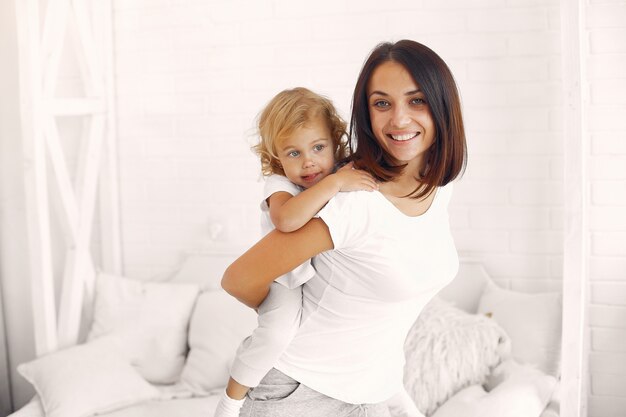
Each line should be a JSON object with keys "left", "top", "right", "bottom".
{"left": 262, "top": 175, "right": 302, "bottom": 202}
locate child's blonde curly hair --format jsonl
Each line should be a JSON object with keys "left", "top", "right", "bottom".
{"left": 253, "top": 87, "right": 348, "bottom": 177}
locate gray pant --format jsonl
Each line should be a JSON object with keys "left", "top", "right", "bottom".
{"left": 239, "top": 368, "right": 391, "bottom": 417}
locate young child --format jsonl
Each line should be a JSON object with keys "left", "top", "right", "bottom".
{"left": 214, "top": 87, "right": 378, "bottom": 417}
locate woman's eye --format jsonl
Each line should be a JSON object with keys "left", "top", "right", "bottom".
{"left": 411, "top": 97, "right": 426, "bottom": 105}
{"left": 373, "top": 100, "right": 390, "bottom": 108}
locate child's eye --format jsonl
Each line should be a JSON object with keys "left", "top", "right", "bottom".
{"left": 313, "top": 144, "right": 325, "bottom": 152}
{"left": 288, "top": 150, "right": 300, "bottom": 157}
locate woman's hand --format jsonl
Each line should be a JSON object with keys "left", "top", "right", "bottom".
{"left": 221, "top": 218, "right": 333, "bottom": 308}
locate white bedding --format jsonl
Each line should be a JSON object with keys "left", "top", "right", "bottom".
{"left": 431, "top": 360, "right": 557, "bottom": 417}
{"left": 11, "top": 383, "right": 559, "bottom": 417}
{"left": 8, "top": 256, "right": 560, "bottom": 417}
{"left": 11, "top": 393, "right": 220, "bottom": 417}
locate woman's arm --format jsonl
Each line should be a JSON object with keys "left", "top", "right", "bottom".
{"left": 221, "top": 218, "right": 333, "bottom": 308}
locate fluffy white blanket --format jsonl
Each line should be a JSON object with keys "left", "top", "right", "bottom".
{"left": 403, "top": 298, "right": 511, "bottom": 416}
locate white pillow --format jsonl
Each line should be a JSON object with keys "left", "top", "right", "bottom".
{"left": 437, "top": 260, "right": 490, "bottom": 313}
{"left": 17, "top": 337, "right": 159, "bottom": 417}
{"left": 87, "top": 272, "right": 200, "bottom": 384}
{"left": 431, "top": 360, "right": 557, "bottom": 417}
{"left": 477, "top": 281, "right": 562, "bottom": 376}
{"left": 404, "top": 298, "right": 511, "bottom": 416}
{"left": 180, "top": 290, "right": 257, "bottom": 395}
{"left": 171, "top": 253, "right": 239, "bottom": 290}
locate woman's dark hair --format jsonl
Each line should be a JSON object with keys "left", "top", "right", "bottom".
{"left": 349, "top": 39, "right": 467, "bottom": 199}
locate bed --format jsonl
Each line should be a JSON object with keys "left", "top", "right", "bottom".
{"left": 9, "top": 251, "right": 562, "bottom": 417}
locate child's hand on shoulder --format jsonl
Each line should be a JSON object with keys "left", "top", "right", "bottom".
{"left": 332, "top": 162, "right": 379, "bottom": 192}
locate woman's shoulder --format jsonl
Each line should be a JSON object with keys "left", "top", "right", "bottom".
{"left": 317, "top": 190, "right": 381, "bottom": 249}
{"left": 325, "top": 181, "right": 455, "bottom": 215}
{"left": 435, "top": 181, "right": 455, "bottom": 205}
{"left": 329, "top": 188, "right": 379, "bottom": 207}
{"left": 319, "top": 190, "right": 379, "bottom": 222}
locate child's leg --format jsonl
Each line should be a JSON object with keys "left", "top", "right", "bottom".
{"left": 230, "top": 281, "right": 303, "bottom": 388}
{"left": 215, "top": 282, "right": 302, "bottom": 417}
{"left": 225, "top": 377, "right": 249, "bottom": 399}
{"left": 214, "top": 388, "right": 246, "bottom": 417}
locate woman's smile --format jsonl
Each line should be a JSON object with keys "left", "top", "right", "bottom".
{"left": 388, "top": 132, "right": 421, "bottom": 142}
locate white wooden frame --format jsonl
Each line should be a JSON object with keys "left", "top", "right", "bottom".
{"left": 0, "top": 282, "right": 12, "bottom": 413}
{"left": 16, "top": 0, "right": 121, "bottom": 355}
{"left": 560, "top": 0, "right": 589, "bottom": 415}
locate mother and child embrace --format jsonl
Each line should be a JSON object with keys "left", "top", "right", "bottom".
{"left": 215, "top": 39, "right": 467, "bottom": 417}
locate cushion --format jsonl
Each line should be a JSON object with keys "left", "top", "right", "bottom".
{"left": 17, "top": 337, "right": 160, "bottom": 417}
{"left": 102, "top": 395, "right": 220, "bottom": 417}
{"left": 171, "top": 252, "right": 240, "bottom": 290}
{"left": 403, "top": 297, "right": 511, "bottom": 416}
{"left": 431, "top": 359, "right": 557, "bottom": 417}
{"left": 437, "top": 260, "right": 490, "bottom": 313}
{"left": 87, "top": 272, "right": 200, "bottom": 384}
{"left": 180, "top": 290, "right": 258, "bottom": 395}
{"left": 477, "top": 281, "right": 562, "bottom": 376}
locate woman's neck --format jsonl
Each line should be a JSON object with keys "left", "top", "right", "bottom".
{"left": 378, "top": 176, "right": 436, "bottom": 217}
{"left": 378, "top": 176, "right": 419, "bottom": 198}
{"left": 379, "top": 159, "right": 424, "bottom": 198}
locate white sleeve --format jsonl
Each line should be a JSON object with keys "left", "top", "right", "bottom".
{"left": 317, "top": 191, "right": 370, "bottom": 250}
{"left": 261, "top": 175, "right": 314, "bottom": 289}
{"left": 263, "top": 174, "right": 302, "bottom": 202}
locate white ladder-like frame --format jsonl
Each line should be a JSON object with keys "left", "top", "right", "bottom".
{"left": 560, "top": 0, "right": 589, "bottom": 415}
{"left": 16, "top": 0, "right": 122, "bottom": 355}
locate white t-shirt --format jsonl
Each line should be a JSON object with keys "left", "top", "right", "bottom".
{"left": 260, "top": 174, "right": 316, "bottom": 289}
{"left": 275, "top": 183, "right": 459, "bottom": 404}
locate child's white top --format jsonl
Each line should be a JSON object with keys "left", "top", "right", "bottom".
{"left": 261, "top": 174, "right": 316, "bottom": 289}
{"left": 275, "top": 183, "right": 459, "bottom": 404}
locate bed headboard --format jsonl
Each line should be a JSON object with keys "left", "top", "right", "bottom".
{"left": 171, "top": 247, "right": 247, "bottom": 290}
{"left": 437, "top": 258, "right": 491, "bottom": 314}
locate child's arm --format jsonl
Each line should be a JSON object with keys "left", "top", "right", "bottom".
{"left": 269, "top": 163, "right": 378, "bottom": 232}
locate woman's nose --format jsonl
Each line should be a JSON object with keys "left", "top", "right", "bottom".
{"left": 392, "top": 105, "right": 411, "bottom": 127}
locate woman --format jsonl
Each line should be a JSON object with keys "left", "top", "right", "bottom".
{"left": 222, "top": 39, "right": 467, "bottom": 417}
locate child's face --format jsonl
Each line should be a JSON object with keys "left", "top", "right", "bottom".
{"left": 276, "top": 116, "right": 335, "bottom": 189}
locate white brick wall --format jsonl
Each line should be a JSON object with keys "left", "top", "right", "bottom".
{"left": 586, "top": 1, "right": 626, "bottom": 416}
{"left": 109, "top": 0, "right": 625, "bottom": 414}
{"left": 111, "top": 0, "right": 566, "bottom": 285}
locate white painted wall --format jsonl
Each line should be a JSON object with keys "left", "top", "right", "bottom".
{"left": 586, "top": 1, "right": 626, "bottom": 416}
{"left": 1, "top": 0, "right": 624, "bottom": 415}
{"left": 112, "top": 0, "right": 565, "bottom": 293}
